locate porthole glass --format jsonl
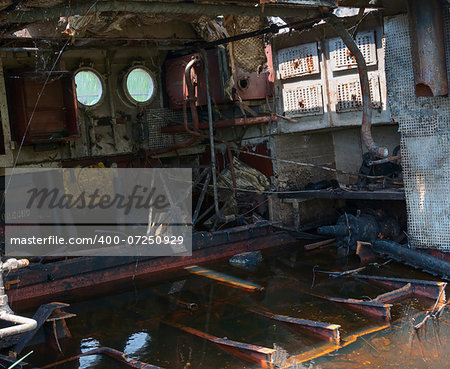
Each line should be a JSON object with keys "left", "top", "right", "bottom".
{"left": 125, "top": 67, "right": 155, "bottom": 103}
{"left": 75, "top": 69, "right": 103, "bottom": 106}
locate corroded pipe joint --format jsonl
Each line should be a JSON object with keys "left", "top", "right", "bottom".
{"left": 185, "top": 56, "right": 201, "bottom": 97}
{"left": 0, "top": 312, "right": 37, "bottom": 339}
{"left": 2, "top": 258, "right": 29, "bottom": 272}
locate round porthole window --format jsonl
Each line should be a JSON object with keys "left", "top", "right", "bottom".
{"left": 75, "top": 68, "right": 104, "bottom": 107}
{"left": 124, "top": 66, "right": 155, "bottom": 104}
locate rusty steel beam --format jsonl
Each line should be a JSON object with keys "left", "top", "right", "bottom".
{"left": 164, "top": 321, "right": 275, "bottom": 366}
{"left": 307, "top": 290, "right": 392, "bottom": 321}
{"left": 160, "top": 115, "right": 277, "bottom": 133}
{"left": 185, "top": 265, "right": 264, "bottom": 292}
{"left": 325, "top": 296, "right": 392, "bottom": 321}
{"left": 373, "top": 283, "right": 412, "bottom": 304}
{"left": 280, "top": 323, "right": 391, "bottom": 368}
{"left": 407, "top": 0, "right": 448, "bottom": 97}
{"left": 336, "top": 0, "right": 406, "bottom": 10}
{"left": 247, "top": 308, "right": 340, "bottom": 344}
{"left": 353, "top": 275, "right": 447, "bottom": 304}
{"left": 41, "top": 347, "right": 163, "bottom": 369}
{"left": 5, "top": 2, "right": 323, "bottom": 24}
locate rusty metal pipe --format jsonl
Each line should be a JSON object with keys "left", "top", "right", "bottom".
{"left": 145, "top": 58, "right": 201, "bottom": 157}
{"left": 202, "top": 49, "right": 221, "bottom": 220}
{"left": 407, "top": 0, "right": 448, "bottom": 97}
{"left": 180, "top": 109, "right": 237, "bottom": 189}
{"left": 327, "top": 14, "right": 388, "bottom": 158}
{"left": 160, "top": 115, "right": 277, "bottom": 133}
{"left": 0, "top": 259, "right": 37, "bottom": 339}
{"left": 41, "top": 347, "right": 164, "bottom": 369}
{"left": 0, "top": 312, "right": 37, "bottom": 339}
{"left": 182, "top": 55, "right": 237, "bottom": 192}
{"left": 372, "top": 240, "right": 450, "bottom": 280}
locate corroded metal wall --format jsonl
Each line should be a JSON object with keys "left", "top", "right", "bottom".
{"left": 384, "top": 11, "right": 450, "bottom": 250}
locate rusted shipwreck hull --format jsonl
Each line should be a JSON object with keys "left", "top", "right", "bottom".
{"left": 5, "top": 224, "right": 295, "bottom": 311}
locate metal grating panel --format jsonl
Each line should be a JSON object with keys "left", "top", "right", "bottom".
{"left": 384, "top": 12, "right": 450, "bottom": 250}
{"left": 277, "top": 43, "right": 320, "bottom": 80}
{"left": 145, "top": 108, "right": 192, "bottom": 150}
{"left": 282, "top": 83, "right": 323, "bottom": 117}
{"left": 335, "top": 73, "right": 381, "bottom": 112}
{"left": 329, "top": 30, "right": 377, "bottom": 71}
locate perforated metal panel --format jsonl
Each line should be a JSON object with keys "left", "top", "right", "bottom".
{"left": 282, "top": 82, "right": 323, "bottom": 117}
{"left": 385, "top": 13, "right": 450, "bottom": 250}
{"left": 277, "top": 43, "right": 320, "bottom": 80}
{"left": 145, "top": 108, "right": 191, "bottom": 150}
{"left": 329, "top": 30, "right": 377, "bottom": 71}
{"left": 335, "top": 73, "right": 381, "bottom": 112}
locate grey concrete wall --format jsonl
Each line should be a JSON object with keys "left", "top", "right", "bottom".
{"left": 333, "top": 125, "right": 400, "bottom": 184}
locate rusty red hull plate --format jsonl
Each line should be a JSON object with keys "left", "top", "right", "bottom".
{"left": 7, "top": 231, "right": 295, "bottom": 310}
{"left": 354, "top": 275, "right": 447, "bottom": 303}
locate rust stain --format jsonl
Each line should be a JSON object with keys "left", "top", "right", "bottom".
{"left": 5, "top": 279, "right": 20, "bottom": 291}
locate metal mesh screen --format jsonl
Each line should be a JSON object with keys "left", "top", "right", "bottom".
{"left": 145, "top": 108, "right": 192, "bottom": 150}
{"left": 225, "top": 16, "right": 266, "bottom": 73}
{"left": 384, "top": 13, "right": 450, "bottom": 250}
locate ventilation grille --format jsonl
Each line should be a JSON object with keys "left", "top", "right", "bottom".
{"left": 277, "top": 43, "right": 320, "bottom": 80}
{"left": 335, "top": 74, "right": 381, "bottom": 112}
{"left": 283, "top": 83, "right": 323, "bottom": 117}
{"left": 329, "top": 30, "right": 377, "bottom": 71}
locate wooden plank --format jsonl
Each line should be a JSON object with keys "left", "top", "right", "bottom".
{"left": 304, "top": 238, "right": 336, "bottom": 251}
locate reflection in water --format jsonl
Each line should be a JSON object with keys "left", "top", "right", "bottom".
{"left": 123, "top": 331, "right": 151, "bottom": 357}
{"left": 27, "top": 249, "right": 449, "bottom": 369}
{"left": 78, "top": 337, "right": 100, "bottom": 369}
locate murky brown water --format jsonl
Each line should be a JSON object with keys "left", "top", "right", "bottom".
{"left": 26, "top": 248, "right": 449, "bottom": 369}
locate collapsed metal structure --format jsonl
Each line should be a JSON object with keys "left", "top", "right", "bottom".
{"left": 0, "top": 0, "right": 448, "bottom": 366}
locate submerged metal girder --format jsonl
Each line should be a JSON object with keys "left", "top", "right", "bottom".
{"left": 164, "top": 321, "right": 275, "bottom": 366}
{"left": 185, "top": 265, "right": 264, "bottom": 292}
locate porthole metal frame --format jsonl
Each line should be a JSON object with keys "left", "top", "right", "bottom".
{"left": 122, "top": 65, "right": 156, "bottom": 106}
{"left": 74, "top": 66, "right": 106, "bottom": 109}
